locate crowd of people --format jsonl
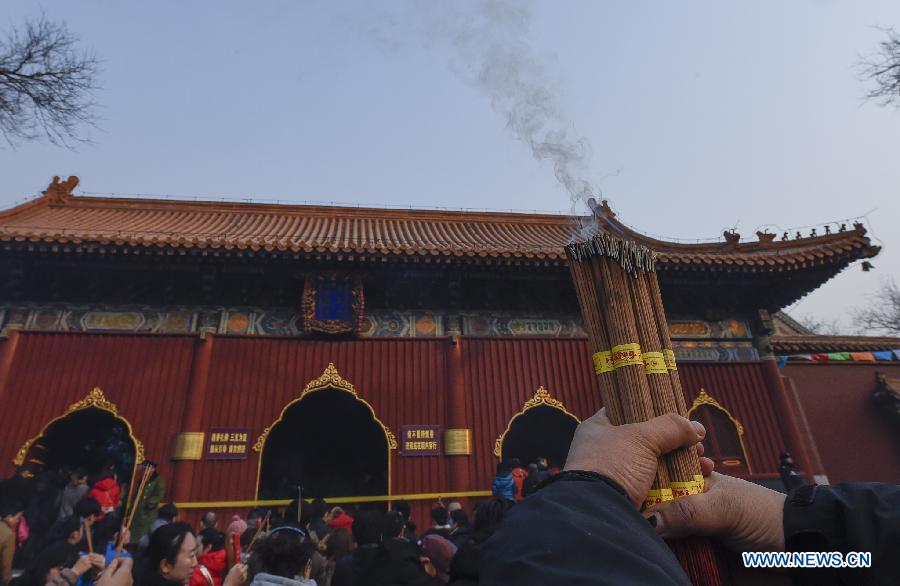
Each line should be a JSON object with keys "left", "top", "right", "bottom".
{"left": 1, "top": 408, "right": 898, "bottom": 586}
{"left": 489, "top": 456, "right": 559, "bottom": 502}
{"left": 0, "top": 458, "right": 513, "bottom": 586}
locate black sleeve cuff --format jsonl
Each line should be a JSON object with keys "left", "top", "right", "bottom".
{"left": 783, "top": 484, "right": 843, "bottom": 552}
{"left": 535, "top": 470, "right": 629, "bottom": 500}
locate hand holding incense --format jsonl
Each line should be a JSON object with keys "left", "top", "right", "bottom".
{"left": 566, "top": 232, "right": 725, "bottom": 586}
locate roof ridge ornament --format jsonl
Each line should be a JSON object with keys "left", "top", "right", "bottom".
{"left": 723, "top": 230, "right": 740, "bottom": 244}
{"left": 42, "top": 176, "right": 79, "bottom": 204}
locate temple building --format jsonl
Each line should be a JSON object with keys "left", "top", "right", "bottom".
{"left": 0, "top": 176, "right": 896, "bottom": 524}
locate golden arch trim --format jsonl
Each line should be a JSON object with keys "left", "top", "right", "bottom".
{"left": 687, "top": 388, "right": 752, "bottom": 473}
{"left": 13, "top": 387, "right": 145, "bottom": 468}
{"left": 493, "top": 386, "right": 580, "bottom": 460}
{"left": 252, "top": 363, "right": 397, "bottom": 453}
{"left": 253, "top": 362, "right": 397, "bottom": 499}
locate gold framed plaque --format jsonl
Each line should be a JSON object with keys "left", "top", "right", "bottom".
{"left": 444, "top": 429, "right": 472, "bottom": 455}
{"left": 171, "top": 432, "right": 205, "bottom": 460}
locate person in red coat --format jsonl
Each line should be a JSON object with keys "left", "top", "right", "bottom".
{"left": 86, "top": 469, "right": 120, "bottom": 520}
{"left": 328, "top": 507, "right": 354, "bottom": 533}
{"left": 191, "top": 528, "right": 227, "bottom": 586}
{"left": 509, "top": 459, "right": 527, "bottom": 502}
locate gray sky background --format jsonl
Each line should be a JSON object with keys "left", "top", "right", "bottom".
{"left": 3, "top": 1, "right": 899, "bottom": 332}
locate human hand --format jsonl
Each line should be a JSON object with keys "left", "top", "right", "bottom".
{"left": 564, "top": 408, "right": 713, "bottom": 508}
{"left": 88, "top": 553, "right": 107, "bottom": 570}
{"left": 97, "top": 557, "right": 133, "bottom": 586}
{"left": 118, "top": 526, "right": 131, "bottom": 546}
{"left": 420, "top": 557, "right": 437, "bottom": 578}
{"left": 72, "top": 555, "right": 95, "bottom": 576}
{"left": 646, "top": 472, "right": 786, "bottom": 552}
{"left": 223, "top": 563, "right": 248, "bottom": 586}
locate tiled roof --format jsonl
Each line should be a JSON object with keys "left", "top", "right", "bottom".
{"left": 772, "top": 335, "right": 900, "bottom": 353}
{"left": 0, "top": 176, "right": 881, "bottom": 270}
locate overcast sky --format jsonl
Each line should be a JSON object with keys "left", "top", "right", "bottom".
{"left": 3, "top": 1, "right": 900, "bottom": 331}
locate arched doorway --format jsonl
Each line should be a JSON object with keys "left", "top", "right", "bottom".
{"left": 15, "top": 388, "right": 143, "bottom": 482}
{"left": 494, "top": 387, "right": 580, "bottom": 469}
{"left": 254, "top": 363, "right": 396, "bottom": 501}
{"left": 688, "top": 388, "right": 751, "bottom": 474}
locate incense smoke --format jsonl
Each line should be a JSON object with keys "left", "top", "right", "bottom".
{"left": 346, "top": 0, "right": 602, "bottom": 234}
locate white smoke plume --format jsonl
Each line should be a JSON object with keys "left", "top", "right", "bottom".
{"left": 346, "top": 0, "right": 602, "bottom": 223}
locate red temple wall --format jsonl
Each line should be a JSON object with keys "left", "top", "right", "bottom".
{"left": 0, "top": 331, "right": 197, "bottom": 488}
{"left": 782, "top": 363, "right": 900, "bottom": 484}
{"left": 0, "top": 331, "right": 839, "bottom": 527}
{"left": 187, "top": 336, "right": 451, "bottom": 506}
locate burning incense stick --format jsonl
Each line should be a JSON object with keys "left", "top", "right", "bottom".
{"left": 125, "top": 465, "right": 153, "bottom": 530}
{"left": 83, "top": 519, "right": 93, "bottom": 554}
{"left": 245, "top": 510, "right": 271, "bottom": 554}
{"left": 116, "top": 465, "right": 154, "bottom": 557}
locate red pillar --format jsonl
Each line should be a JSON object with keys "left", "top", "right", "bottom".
{"left": 170, "top": 334, "right": 216, "bottom": 503}
{"left": 0, "top": 329, "right": 23, "bottom": 474}
{"left": 761, "top": 358, "right": 814, "bottom": 480}
{"left": 446, "top": 335, "right": 472, "bottom": 492}
{"left": 0, "top": 329, "right": 22, "bottom": 405}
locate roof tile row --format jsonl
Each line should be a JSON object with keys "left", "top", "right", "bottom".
{"left": 0, "top": 178, "right": 881, "bottom": 271}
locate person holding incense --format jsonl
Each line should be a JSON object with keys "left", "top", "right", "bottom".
{"left": 129, "top": 464, "right": 164, "bottom": 546}
{"left": 482, "top": 408, "right": 900, "bottom": 585}
{"left": 481, "top": 410, "right": 708, "bottom": 586}
{"left": 10, "top": 541, "right": 105, "bottom": 586}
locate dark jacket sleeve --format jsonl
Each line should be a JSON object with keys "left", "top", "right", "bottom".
{"left": 480, "top": 474, "right": 692, "bottom": 586}
{"left": 784, "top": 482, "right": 900, "bottom": 586}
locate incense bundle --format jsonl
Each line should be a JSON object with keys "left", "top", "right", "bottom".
{"left": 245, "top": 510, "right": 271, "bottom": 554}
{"left": 116, "top": 463, "right": 154, "bottom": 557}
{"left": 566, "top": 234, "right": 701, "bottom": 503}
{"left": 566, "top": 234, "right": 723, "bottom": 586}
{"left": 125, "top": 465, "right": 154, "bottom": 530}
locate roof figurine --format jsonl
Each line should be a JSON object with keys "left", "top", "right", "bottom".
{"left": 42, "top": 176, "right": 79, "bottom": 204}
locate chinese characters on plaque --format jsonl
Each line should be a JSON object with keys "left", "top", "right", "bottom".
{"left": 400, "top": 425, "right": 441, "bottom": 456}
{"left": 207, "top": 428, "right": 250, "bottom": 460}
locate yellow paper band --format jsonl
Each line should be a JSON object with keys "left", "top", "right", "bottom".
{"left": 642, "top": 351, "right": 668, "bottom": 374}
{"left": 643, "top": 488, "right": 674, "bottom": 509}
{"left": 695, "top": 474, "right": 705, "bottom": 493}
{"left": 670, "top": 480, "right": 703, "bottom": 498}
{"left": 611, "top": 343, "right": 643, "bottom": 369}
{"left": 592, "top": 351, "right": 613, "bottom": 374}
{"left": 663, "top": 349, "right": 677, "bottom": 370}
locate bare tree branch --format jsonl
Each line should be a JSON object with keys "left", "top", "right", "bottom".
{"left": 852, "top": 279, "right": 900, "bottom": 336}
{"left": 795, "top": 314, "right": 843, "bottom": 336}
{"left": 0, "top": 15, "right": 100, "bottom": 148}
{"left": 860, "top": 27, "right": 900, "bottom": 109}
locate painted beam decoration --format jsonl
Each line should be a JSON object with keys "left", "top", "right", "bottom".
{"left": 207, "top": 428, "right": 251, "bottom": 460}
{"left": 400, "top": 425, "right": 441, "bottom": 456}
{"left": 301, "top": 273, "right": 365, "bottom": 335}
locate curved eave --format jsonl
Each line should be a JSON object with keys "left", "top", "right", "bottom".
{"left": 773, "top": 335, "right": 900, "bottom": 354}
{"left": 0, "top": 233, "right": 880, "bottom": 274}
{"left": 0, "top": 192, "right": 881, "bottom": 271}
